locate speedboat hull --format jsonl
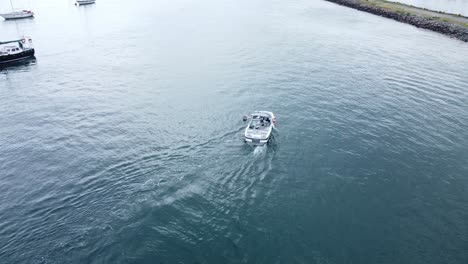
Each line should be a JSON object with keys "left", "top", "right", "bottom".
{"left": 244, "top": 137, "right": 270, "bottom": 146}
{"left": 244, "top": 111, "right": 276, "bottom": 146}
{"left": 0, "top": 49, "right": 35, "bottom": 64}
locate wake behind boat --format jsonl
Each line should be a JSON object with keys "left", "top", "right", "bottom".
{"left": 243, "top": 111, "right": 276, "bottom": 146}
{"left": 0, "top": 37, "right": 35, "bottom": 65}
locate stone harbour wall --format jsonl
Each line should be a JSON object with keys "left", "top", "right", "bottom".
{"left": 325, "top": 0, "right": 468, "bottom": 42}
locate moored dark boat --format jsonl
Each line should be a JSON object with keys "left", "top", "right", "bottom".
{"left": 0, "top": 37, "right": 35, "bottom": 64}
{"left": 75, "top": 0, "right": 96, "bottom": 6}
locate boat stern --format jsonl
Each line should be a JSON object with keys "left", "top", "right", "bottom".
{"left": 244, "top": 137, "right": 269, "bottom": 146}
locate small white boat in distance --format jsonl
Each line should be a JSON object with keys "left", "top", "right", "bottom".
{"left": 75, "top": 0, "right": 96, "bottom": 5}
{"left": 0, "top": 10, "right": 34, "bottom": 20}
{"left": 243, "top": 111, "right": 276, "bottom": 145}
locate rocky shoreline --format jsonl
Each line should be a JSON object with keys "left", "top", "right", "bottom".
{"left": 324, "top": 0, "right": 468, "bottom": 42}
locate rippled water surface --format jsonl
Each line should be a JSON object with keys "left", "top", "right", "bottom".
{"left": 1, "top": 0, "right": 468, "bottom": 263}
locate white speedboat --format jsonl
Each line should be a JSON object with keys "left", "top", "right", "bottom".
{"left": 0, "top": 10, "right": 34, "bottom": 20}
{"left": 0, "top": 37, "right": 35, "bottom": 64}
{"left": 243, "top": 111, "right": 276, "bottom": 145}
{"left": 75, "top": 0, "right": 96, "bottom": 5}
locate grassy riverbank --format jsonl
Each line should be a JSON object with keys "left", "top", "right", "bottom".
{"left": 364, "top": 0, "right": 468, "bottom": 27}
{"left": 325, "top": 0, "right": 468, "bottom": 42}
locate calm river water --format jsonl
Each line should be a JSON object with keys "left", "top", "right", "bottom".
{"left": 1, "top": 0, "right": 468, "bottom": 263}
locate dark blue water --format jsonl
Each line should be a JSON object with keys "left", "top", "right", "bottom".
{"left": 1, "top": 0, "right": 468, "bottom": 263}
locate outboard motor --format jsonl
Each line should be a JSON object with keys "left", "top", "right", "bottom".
{"left": 242, "top": 115, "right": 248, "bottom": 122}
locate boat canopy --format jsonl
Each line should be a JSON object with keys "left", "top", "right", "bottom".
{"left": 0, "top": 38, "right": 33, "bottom": 49}
{"left": 0, "top": 39, "right": 22, "bottom": 45}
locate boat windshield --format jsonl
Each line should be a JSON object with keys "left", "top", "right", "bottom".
{"left": 249, "top": 117, "right": 270, "bottom": 129}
